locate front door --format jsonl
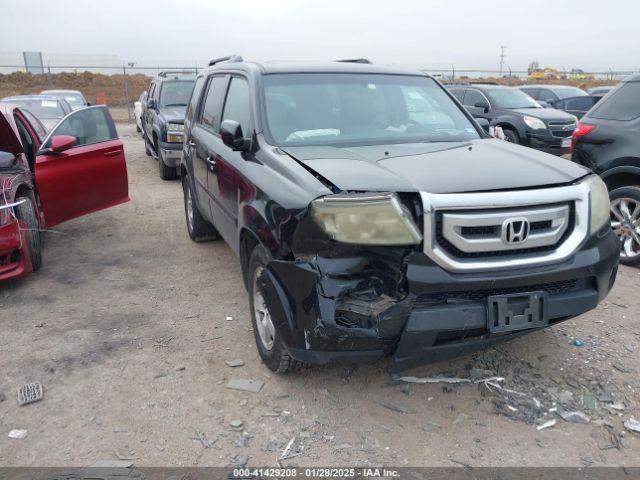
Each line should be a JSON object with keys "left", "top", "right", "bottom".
{"left": 35, "top": 106, "right": 129, "bottom": 227}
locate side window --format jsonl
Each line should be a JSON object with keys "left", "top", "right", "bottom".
{"left": 521, "top": 88, "right": 538, "bottom": 100}
{"left": 538, "top": 89, "right": 557, "bottom": 102}
{"left": 148, "top": 82, "right": 156, "bottom": 101}
{"left": 44, "top": 107, "right": 116, "bottom": 149}
{"left": 450, "top": 89, "right": 465, "bottom": 102}
{"left": 464, "top": 90, "right": 486, "bottom": 107}
{"left": 222, "top": 77, "right": 251, "bottom": 136}
{"left": 21, "top": 110, "right": 46, "bottom": 142}
{"left": 200, "top": 76, "right": 228, "bottom": 131}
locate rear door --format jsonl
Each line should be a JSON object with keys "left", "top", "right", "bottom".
{"left": 35, "top": 106, "right": 129, "bottom": 227}
{"left": 190, "top": 75, "right": 228, "bottom": 222}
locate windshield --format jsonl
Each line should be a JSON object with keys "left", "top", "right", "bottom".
{"left": 484, "top": 88, "right": 541, "bottom": 109}
{"left": 159, "top": 80, "right": 195, "bottom": 107}
{"left": 59, "top": 94, "right": 85, "bottom": 107}
{"left": 552, "top": 87, "right": 588, "bottom": 99}
{"left": 263, "top": 73, "right": 480, "bottom": 146}
{"left": 6, "top": 98, "right": 65, "bottom": 119}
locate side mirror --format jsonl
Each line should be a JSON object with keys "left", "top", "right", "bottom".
{"left": 0, "top": 151, "right": 16, "bottom": 169}
{"left": 51, "top": 135, "right": 76, "bottom": 152}
{"left": 86, "top": 101, "right": 92, "bottom": 106}
{"left": 220, "top": 120, "right": 249, "bottom": 151}
{"left": 475, "top": 118, "right": 491, "bottom": 133}
{"left": 474, "top": 101, "right": 490, "bottom": 113}
{"left": 147, "top": 98, "right": 156, "bottom": 110}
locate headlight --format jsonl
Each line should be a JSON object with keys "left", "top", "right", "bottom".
{"left": 523, "top": 116, "right": 547, "bottom": 130}
{"left": 311, "top": 192, "right": 422, "bottom": 245}
{"left": 585, "top": 175, "right": 610, "bottom": 234}
{"left": 167, "top": 122, "right": 184, "bottom": 132}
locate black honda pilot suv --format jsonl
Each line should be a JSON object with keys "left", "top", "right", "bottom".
{"left": 180, "top": 56, "right": 619, "bottom": 372}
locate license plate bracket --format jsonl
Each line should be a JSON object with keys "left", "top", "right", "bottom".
{"left": 487, "top": 291, "right": 548, "bottom": 333}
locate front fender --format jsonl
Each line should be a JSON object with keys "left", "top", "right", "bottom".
{"left": 239, "top": 200, "right": 300, "bottom": 259}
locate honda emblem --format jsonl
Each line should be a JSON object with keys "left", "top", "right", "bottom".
{"left": 502, "top": 217, "right": 530, "bottom": 245}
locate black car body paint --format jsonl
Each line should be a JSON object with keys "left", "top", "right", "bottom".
{"left": 181, "top": 60, "right": 619, "bottom": 371}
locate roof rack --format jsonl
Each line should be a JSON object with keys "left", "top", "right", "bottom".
{"left": 158, "top": 70, "right": 196, "bottom": 78}
{"left": 335, "top": 58, "right": 372, "bottom": 64}
{"left": 208, "top": 55, "right": 244, "bottom": 67}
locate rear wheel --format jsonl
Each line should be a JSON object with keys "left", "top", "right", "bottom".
{"left": 182, "top": 174, "right": 219, "bottom": 242}
{"left": 247, "top": 245, "right": 301, "bottom": 373}
{"left": 14, "top": 195, "right": 42, "bottom": 271}
{"left": 503, "top": 128, "right": 520, "bottom": 144}
{"left": 609, "top": 186, "right": 640, "bottom": 266}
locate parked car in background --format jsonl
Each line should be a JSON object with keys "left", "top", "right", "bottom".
{"left": 571, "top": 75, "right": 640, "bottom": 265}
{"left": 40, "top": 89, "right": 90, "bottom": 111}
{"left": 448, "top": 84, "right": 577, "bottom": 155}
{"left": 0, "top": 103, "right": 129, "bottom": 281}
{"left": 587, "top": 86, "right": 615, "bottom": 102}
{"left": 134, "top": 91, "right": 146, "bottom": 133}
{"left": 517, "top": 85, "right": 596, "bottom": 118}
{"left": 0, "top": 95, "right": 72, "bottom": 131}
{"left": 180, "top": 57, "right": 618, "bottom": 373}
{"left": 142, "top": 71, "right": 196, "bottom": 180}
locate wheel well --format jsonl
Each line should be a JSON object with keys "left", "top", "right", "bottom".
{"left": 603, "top": 172, "right": 640, "bottom": 191}
{"left": 15, "top": 184, "right": 33, "bottom": 201}
{"left": 239, "top": 229, "right": 260, "bottom": 290}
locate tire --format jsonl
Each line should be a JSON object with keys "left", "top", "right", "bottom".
{"left": 609, "top": 186, "right": 640, "bottom": 266}
{"left": 158, "top": 149, "right": 178, "bottom": 181}
{"left": 182, "top": 174, "right": 219, "bottom": 242}
{"left": 143, "top": 131, "right": 153, "bottom": 157}
{"left": 14, "top": 195, "right": 42, "bottom": 271}
{"left": 503, "top": 128, "right": 520, "bottom": 144}
{"left": 247, "top": 244, "right": 301, "bottom": 373}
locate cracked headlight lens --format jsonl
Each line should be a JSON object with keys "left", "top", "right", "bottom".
{"left": 585, "top": 175, "right": 610, "bottom": 234}
{"left": 311, "top": 192, "right": 423, "bottom": 245}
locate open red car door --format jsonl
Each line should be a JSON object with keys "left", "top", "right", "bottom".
{"left": 35, "top": 106, "right": 129, "bottom": 227}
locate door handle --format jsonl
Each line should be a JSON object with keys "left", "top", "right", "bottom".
{"left": 104, "top": 148, "right": 122, "bottom": 157}
{"left": 206, "top": 154, "right": 217, "bottom": 171}
{"left": 188, "top": 139, "right": 196, "bottom": 147}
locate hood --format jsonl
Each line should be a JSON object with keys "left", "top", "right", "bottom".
{"left": 509, "top": 107, "right": 576, "bottom": 121}
{"left": 159, "top": 106, "right": 187, "bottom": 122}
{"left": 283, "top": 139, "right": 589, "bottom": 194}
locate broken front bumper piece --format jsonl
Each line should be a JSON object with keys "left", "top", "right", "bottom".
{"left": 258, "top": 228, "right": 619, "bottom": 371}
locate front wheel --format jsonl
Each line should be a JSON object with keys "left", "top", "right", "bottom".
{"left": 610, "top": 186, "right": 640, "bottom": 266}
{"left": 14, "top": 195, "right": 42, "bottom": 271}
{"left": 247, "top": 245, "right": 301, "bottom": 373}
{"left": 158, "top": 149, "right": 178, "bottom": 181}
{"left": 503, "top": 129, "right": 520, "bottom": 144}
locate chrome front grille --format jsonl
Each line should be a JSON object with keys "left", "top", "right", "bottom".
{"left": 438, "top": 204, "right": 571, "bottom": 255}
{"left": 420, "top": 183, "right": 591, "bottom": 272}
{"left": 548, "top": 120, "right": 577, "bottom": 138}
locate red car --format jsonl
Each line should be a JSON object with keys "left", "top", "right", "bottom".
{"left": 0, "top": 104, "right": 129, "bottom": 281}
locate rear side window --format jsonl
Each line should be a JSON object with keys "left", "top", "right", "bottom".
{"left": 201, "top": 76, "right": 228, "bottom": 131}
{"left": 186, "top": 76, "right": 205, "bottom": 122}
{"left": 222, "top": 77, "right": 251, "bottom": 136}
{"left": 590, "top": 82, "right": 640, "bottom": 121}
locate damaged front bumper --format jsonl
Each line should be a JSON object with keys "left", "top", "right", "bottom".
{"left": 0, "top": 219, "right": 33, "bottom": 281}
{"left": 258, "top": 227, "right": 619, "bottom": 372}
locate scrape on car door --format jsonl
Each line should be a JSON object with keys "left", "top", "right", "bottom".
{"left": 35, "top": 106, "right": 129, "bottom": 227}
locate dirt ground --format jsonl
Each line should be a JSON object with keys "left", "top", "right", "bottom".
{"left": 0, "top": 113, "right": 638, "bottom": 468}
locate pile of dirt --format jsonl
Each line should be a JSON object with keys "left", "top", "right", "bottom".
{"left": 0, "top": 71, "right": 151, "bottom": 106}
{"left": 446, "top": 76, "right": 619, "bottom": 90}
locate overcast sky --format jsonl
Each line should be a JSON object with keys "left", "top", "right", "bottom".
{"left": 3, "top": 0, "right": 639, "bottom": 72}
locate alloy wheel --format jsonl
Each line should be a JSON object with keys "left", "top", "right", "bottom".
{"left": 611, "top": 197, "right": 640, "bottom": 260}
{"left": 252, "top": 267, "right": 275, "bottom": 350}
